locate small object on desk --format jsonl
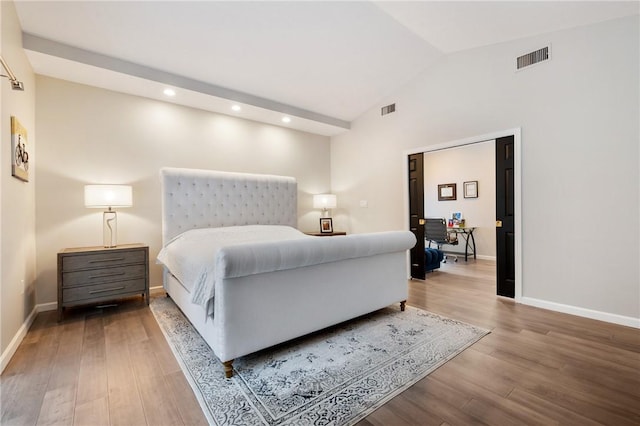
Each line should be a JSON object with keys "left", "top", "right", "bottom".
{"left": 450, "top": 212, "right": 464, "bottom": 228}
{"left": 304, "top": 231, "right": 347, "bottom": 236}
{"left": 57, "top": 243, "right": 149, "bottom": 321}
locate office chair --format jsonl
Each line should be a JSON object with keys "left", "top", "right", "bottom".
{"left": 424, "top": 218, "right": 458, "bottom": 263}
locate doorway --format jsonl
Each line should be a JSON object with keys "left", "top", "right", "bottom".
{"left": 403, "top": 129, "right": 522, "bottom": 300}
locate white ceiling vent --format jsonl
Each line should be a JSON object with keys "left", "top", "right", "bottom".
{"left": 381, "top": 103, "right": 396, "bottom": 116}
{"left": 516, "top": 45, "right": 550, "bottom": 71}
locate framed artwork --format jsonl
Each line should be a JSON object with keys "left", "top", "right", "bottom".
{"left": 437, "top": 183, "right": 456, "bottom": 201}
{"left": 11, "top": 117, "right": 29, "bottom": 182}
{"left": 320, "top": 217, "right": 333, "bottom": 233}
{"left": 464, "top": 181, "right": 478, "bottom": 198}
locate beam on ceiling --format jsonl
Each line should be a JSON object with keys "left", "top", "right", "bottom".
{"left": 23, "top": 33, "right": 351, "bottom": 130}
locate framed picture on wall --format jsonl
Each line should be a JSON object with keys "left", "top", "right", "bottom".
{"left": 10, "top": 117, "right": 29, "bottom": 182}
{"left": 464, "top": 181, "right": 478, "bottom": 198}
{"left": 438, "top": 183, "right": 456, "bottom": 201}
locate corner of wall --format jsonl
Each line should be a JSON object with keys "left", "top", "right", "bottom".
{"left": 1, "top": 0, "right": 38, "bottom": 363}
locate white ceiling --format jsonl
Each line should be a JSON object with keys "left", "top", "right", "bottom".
{"left": 14, "top": 1, "right": 639, "bottom": 136}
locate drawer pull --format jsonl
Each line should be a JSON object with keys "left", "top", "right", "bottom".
{"left": 89, "top": 272, "right": 126, "bottom": 279}
{"left": 89, "top": 257, "right": 125, "bottom": 263}
{"left": 89, "top": 286, "right": 125, "bottom": 294}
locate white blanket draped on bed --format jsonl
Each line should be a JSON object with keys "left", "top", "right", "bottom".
{"left": 157, "top": 225, "right": 308, "bottom": 308}
{"left": 157, "top": 225, "right": 416, "bottom": 316}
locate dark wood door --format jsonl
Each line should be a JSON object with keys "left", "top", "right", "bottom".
{"left": 495, "top": 136, "right": 515, "bottom": 297}
{"left": 408, "top": 153, "right": 425, "bottom": 279}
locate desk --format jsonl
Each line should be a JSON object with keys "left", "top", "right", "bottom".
{"left": 447, "top": 227, "right": 476, "bottom": 261}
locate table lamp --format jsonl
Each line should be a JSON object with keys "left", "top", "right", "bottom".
{"left": 313, "top": 194, "right": 337, "bottom": 218}
{"left": 84, "top": 184, "right": 133, "bottom": 247}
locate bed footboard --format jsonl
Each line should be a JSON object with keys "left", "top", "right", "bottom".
{"left": 211, "top": 251, "right": 410, "bottom": 367}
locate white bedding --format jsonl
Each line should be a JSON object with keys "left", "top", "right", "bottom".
{"left": 158, "top": 224, "right": 416, "bottom": 315}
{"left": 157, "top": 225, "right": 308, "bottom": 307}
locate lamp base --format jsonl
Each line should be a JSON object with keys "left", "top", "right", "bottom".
{"left": 103, "top": 210, "right": 118, "bottom": 248}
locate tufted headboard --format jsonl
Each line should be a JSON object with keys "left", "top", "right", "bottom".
{"left": 160, "top": 167, "right": 298, "bottom": 245}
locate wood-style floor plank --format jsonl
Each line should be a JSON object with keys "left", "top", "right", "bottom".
{"left": 1, "top": 260, "right": 639, "bottom": 426}
{"left": 75, "top": 315, "right": 108, "bottom": 407}
{"left": 164, "top": 371, "right": 209, "bottom": 426}
{"left": 36, "top": 384, "right": 76, "bottom": 425}
{"left": 105, "top": 331, "right": 148, "bottom": 426}
{"left": 73, "top": 396, "right": 110, "bottom": 426}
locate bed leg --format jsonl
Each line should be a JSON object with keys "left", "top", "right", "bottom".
{"left": 223, "top": 360, "right": 234, "bottom": 378}
{"left": 400, "top": 300, "right": 406, "bottom": 311}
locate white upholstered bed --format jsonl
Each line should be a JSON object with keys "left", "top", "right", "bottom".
{"left": 158, "top": 167, "right": 416, "bottom": 378}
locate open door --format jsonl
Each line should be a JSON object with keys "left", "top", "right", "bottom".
{"left": 408, "top": 133, "right": 517, "bottom": 296}
{"left": 496, "top": 136, "right": 516, "bottom": 297}
{"left": 408, "top": 153, "right": 425, "bottom": 279}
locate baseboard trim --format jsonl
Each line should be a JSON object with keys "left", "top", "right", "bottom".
{"left": 441, "top": 252, "right": 495, "bottom": 262}
{"left": 1, "top": 302, "right": 61, "bottom": 374}
{"left": 476, "top": 255, "right": 496, "bottom": 261}
{"left": 38, "top": 301, "right": 57, "bottom": 312}
{"left": 520, "top": 297, "right": 640, "bottom": 329}
{"left": 0, "top": 305, "right": 38, "bottom": 374}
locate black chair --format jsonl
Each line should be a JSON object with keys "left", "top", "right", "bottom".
{"left": 424, "top": 218, "right": 458, "bottom": 262}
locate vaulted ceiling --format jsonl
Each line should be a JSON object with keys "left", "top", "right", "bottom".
{"left": 14, "top": 1, "right": 639, "bottom": 135}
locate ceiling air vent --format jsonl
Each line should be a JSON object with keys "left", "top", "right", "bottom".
{"left": 381, "top": 103, "right": 396, "bottom": 116}
{"left": 516, "top": 46, "right": 550, "bottom": 70}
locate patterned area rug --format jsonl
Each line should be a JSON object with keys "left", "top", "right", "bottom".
{"left": 150, "top": 297, "right": 489, "bottom": 426}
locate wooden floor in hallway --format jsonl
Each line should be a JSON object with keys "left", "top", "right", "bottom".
{"left": 1, "top": 258, "right": 639, "bottom": 425}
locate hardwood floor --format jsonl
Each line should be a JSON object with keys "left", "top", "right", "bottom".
{"left": 1, "top": 259, "right": 639, "bottom": 425}
{"left": 0, "top": 293, "right": 207, "bottom": 426}
{"left": 361, "top": 260, "right": 640, "bottom": 426}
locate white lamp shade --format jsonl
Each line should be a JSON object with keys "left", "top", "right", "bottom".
{"left": 313, "top": 194, "right": 337, "bottom": 209}
{"left": 84, "top": 185, "right": 133, "bottom": 208}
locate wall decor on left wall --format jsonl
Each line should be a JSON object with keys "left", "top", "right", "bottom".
{"left": 10, "top": 116, "right": 29, "bottom": 182}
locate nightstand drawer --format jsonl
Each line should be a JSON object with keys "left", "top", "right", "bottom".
{"left": 57, "top": 244, "right": 150, "bottom": 321}
{"left": 63, "top": 278, "right": 146, "bottom": 303}
{"left": 62, "top": 264, "right": 146, "bottom": 287}
{"left": 62, "top": 249, "right": 146, "bottom": 271}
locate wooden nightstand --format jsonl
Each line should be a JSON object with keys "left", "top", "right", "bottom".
{"left": 57, "top": 243, "right": 149, "bottom": 321}
{"left": 304, "top": 231, "right": 347, "bottom": 236}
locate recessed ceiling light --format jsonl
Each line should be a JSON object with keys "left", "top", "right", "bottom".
{"left": 231, "top": 105, "right": 241, "bottom": 112}
{"left": 163, "top": 88, "right": 176, "bottom": 97}
{"left": 282, "top": 117, "right": 291, "bottom": 123}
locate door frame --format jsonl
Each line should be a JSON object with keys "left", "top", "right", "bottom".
{"left": 402, "top": 127, "right": 522, "bottom": 301}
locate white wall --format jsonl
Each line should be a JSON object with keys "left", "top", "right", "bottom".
{"left": 1, "top": 0, "right": 37, "bottom": 357}
{"left": 332, "top": 16, "right": 639, "bottom": 322}
{"left": 35, "top": 77, "right": 331, "bottom": 305}
{"left": 423, "top": 141, "right": 496, "bottom": 258}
